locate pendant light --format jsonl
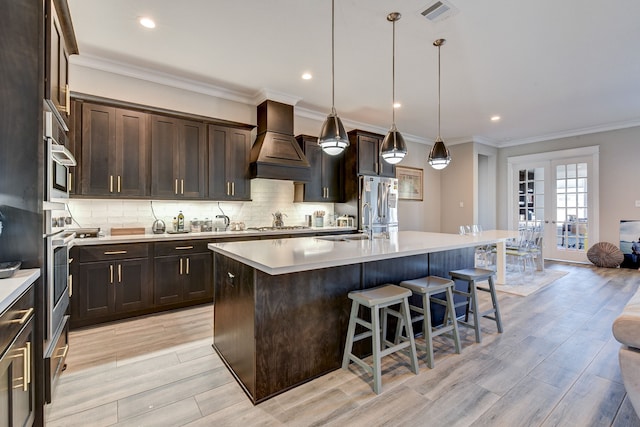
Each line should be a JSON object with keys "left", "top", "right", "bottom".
{"left": 318, "top": 0, "right": 349, "bottom": 156}
{"left": 380, "top": 12, "right": 407, "bottom": 165}
{"left": 428, "top": 38, "right": 451, "bottom": 170}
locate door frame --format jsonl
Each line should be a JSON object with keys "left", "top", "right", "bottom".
{"left": 507, "top": 146, "right": 600, "bottom": 263}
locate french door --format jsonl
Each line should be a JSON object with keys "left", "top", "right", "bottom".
{"left": 508, "top": 147, "right": 599, "bottom": 263}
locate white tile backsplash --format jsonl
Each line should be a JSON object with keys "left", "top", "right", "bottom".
{"left": 66, "top": 179, "right": 336, "bottom": 234}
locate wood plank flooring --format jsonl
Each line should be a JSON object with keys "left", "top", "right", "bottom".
{"left": 45, "top": 262, "right": 640, "bottom": 426}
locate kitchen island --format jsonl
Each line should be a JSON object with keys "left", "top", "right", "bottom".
{"left": 208, "top": 230, "right": 516, "bottom": 403}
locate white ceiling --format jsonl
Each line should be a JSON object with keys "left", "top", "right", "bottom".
{"left": 67, "top": 0, "right": 640, "bottom": 147}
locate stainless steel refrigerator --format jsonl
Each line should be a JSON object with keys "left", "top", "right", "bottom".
{"left": 359, "top": 175, "right": 399, "bottom": 234}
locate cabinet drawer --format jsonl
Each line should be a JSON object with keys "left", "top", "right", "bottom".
{"left": 79, "top": 243, "right": 150, "bottom": 262}
{"left": 0, "top": 285, "right": 34, "bottom": 357}
{"left": 154, "top": 240, "right": 210, "bottom": 256}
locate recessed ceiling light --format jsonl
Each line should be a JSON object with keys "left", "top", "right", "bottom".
{"left": 139, "top": 17, "right": 156, "bottom": 29}
{"left": 491, "top": 115, "right": 501, "bottom": 121}
{"left": 301, "top": 73, "right": 312, "bottom": 80}
{"left": 393, "top": 102, "right": 402, "bottom": 109}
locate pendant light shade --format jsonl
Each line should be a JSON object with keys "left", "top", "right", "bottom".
{"left": 318, "top": 0, "right": 349, "bottom": 156}
{"left": 428, "top": 38, "right": 451, "bottom": 169}
{"left": 380, "top": 12, "right": 407, "bottom": 165}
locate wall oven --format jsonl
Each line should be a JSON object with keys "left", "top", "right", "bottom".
{"left": 43, "top": 102, "right": 76, "bottom": 403}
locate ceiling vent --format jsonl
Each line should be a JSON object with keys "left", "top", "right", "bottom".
{"left": 421, "top": 0, "right": 458, "bottom": 22}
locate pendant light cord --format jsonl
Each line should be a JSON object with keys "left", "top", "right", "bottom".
{"left": 391, "top": 18, "right": 396, "bottom": 125}
{"left": 437, "top": 42, "right": 441, "bottom": 138}
{"left": 331, "top": 0, "right": 336, "bottom": 114}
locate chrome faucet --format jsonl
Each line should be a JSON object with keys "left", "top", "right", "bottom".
{"left": 362, "top": 202, "right": 373, "bottom": 239}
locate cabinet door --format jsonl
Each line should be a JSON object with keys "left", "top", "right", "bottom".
{"left": 302, "top": 141, "right": 324, "bottom": 201}
{"left": 378, "top": 149, "right": 396, "bottom": 177}
{"left": 357, "top": 134, "right": 380, "bottom": 176}
{"left": 182, "top": 253, "right": 213, "bottom": 302}
{"left": 11, "top": 319, "right": 34, "bottom": 427}
{"left": 180, "top": 120, "right": 206, "bottom": 198}
{"left": 208, "top": 125, "right": 251, "bottom": 200}
{"left": 45, "top": 0, "right": 70, "bottom": 125}
{"left": 77, "top": 262, "right": 115, "bottom": 319}
{"left": 116, "top": 109, "right": 149, "bottom": 197}
{"left": 322, "top": 151, "right": 343, "bottom": 202}
{"left": 154, "top": 256, "right": 182, "bottom": 306}
{"left": 151, "top": 115, "right": 181, "bottom": 198}
{"left": 81, "top": 103, "right": 116, "bottom": 196}
{"left": 115, "top": 259, "right": 151, "bottom": 313}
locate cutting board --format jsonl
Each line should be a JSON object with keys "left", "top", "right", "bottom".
{"left": 110, "top": 227, "right": 145, "bottom": 236}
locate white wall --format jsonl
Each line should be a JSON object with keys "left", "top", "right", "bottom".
{"left": 69, "top": 63, "right": 438, "bottom": 232}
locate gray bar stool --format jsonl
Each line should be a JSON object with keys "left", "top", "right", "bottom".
{"left": 398, "top": 276, "right": 461, "bottom": 368}
{"left": 449, "top": 268, "right": 503, "bottom": 343}
{"left": 342, "top": 284, "right": 419, "bottom": 394}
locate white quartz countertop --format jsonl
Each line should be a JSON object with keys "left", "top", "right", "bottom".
{"left": 71, "top": 226, "right": 356, "bottom": 246}
{"left": 0, "top": 268, "right": 40, "bottom": 314}
{"left": 208, "top": 230, "right": 518, "bottom": 275}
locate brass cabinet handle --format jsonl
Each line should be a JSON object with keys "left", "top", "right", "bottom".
{"left": 110, "top": 175, "right": 114, "bottom": 193}
{"left": 117, "top": 175, "right": 121, "bottom": 193}
{"left": 181, "top": 179, "right": 184, "bottom": 195}
{"left": 118, "top": 264, "right": 122, "bottom": 283}
{"left": 68, "top": 257, "right": 74, "bottom": 264}
{"left": 227, "top": 272, "right": 235, "bottom": 278}
{"left": 69, "top": 171, "right": 73, "bottom": 191}
{"left": 231, "top": 182, "right": 235, "bottom": 196}
{"left": 110, "top": 264, "right": 114, "bottom": 283}
{"left": 65, "top": 83, "right": 70, "bottom": 115}
{"left": 25, "top": 341, "right": 31, "bottom": 390}
{"left": 68, "top": 274, "right": 73, "bottom": 297}
{"left": 179, "top": 258, "right": 183, "bottom": 275}
{"left": 175, "top": 179, "right": 178, "bottom": 194}
{"left": 104, "top": 250, "right": 127, "bottom": 255}
{"left": 9, "top": 308, "right": 34, "bottom": 325}
{"left": 186, "top": 257, "right": 190, "bottom": 275}
{"left": 56, "top": 344, "right": 69, "bottom": 360}
{"left": 175, "top": 246, "right": 193, "bottom": 250}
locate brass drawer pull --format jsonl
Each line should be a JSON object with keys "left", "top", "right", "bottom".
{"left": 104, "top": 250, "right": 127, "bottom": 255}
{"left": 10, "top": 308, "right": 34, "bottom": 325}
{"left": 179, "top": 258, "right": 183, "bottom": 275}
{"left": 186, "top": 257, "right": 190, "bottom": 275}
{"left": 56, "top": 344, "right": 69, "bottom": 360}
{"left": 110, "top": 175, "right": 114, "bottom": 193}
{"left": 110, "top": 265, "right": 114, "bottom": 283}
{"left": 175, "top": 246, "right": 193, "bottom": 250}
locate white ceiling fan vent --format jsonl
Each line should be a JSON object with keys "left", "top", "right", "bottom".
{"left": 421, "top": 0, "right": 458, "bottom": 22}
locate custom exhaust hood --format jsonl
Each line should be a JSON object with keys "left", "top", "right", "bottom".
{"left": 249, "top": 100, "right": 311, "bottom": 182}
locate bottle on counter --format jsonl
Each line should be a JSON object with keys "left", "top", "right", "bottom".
{"left": 172, "top": 217, "right": 178, "bottom": 232}
{"left": 177, "top": 211, "right": 185, "bottom": 231}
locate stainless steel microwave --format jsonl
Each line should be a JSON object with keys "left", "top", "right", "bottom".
{"left": 44, "top": 109, "right": 76, "bottom": 201}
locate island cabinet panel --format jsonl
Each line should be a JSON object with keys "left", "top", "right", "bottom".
{"left": 428, "top": 247, "right": 476, "bottom": 320}
{"left": 213, "top": 254, "right": 256, "bottom": 398}
{"left": 213, "top": 253, "right": 361, "bottom": 403}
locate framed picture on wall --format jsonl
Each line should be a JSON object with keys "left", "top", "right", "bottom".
{"left": 396, "top": 166, "right": 423, "bottom": 201}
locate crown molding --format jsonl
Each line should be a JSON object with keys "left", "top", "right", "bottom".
{"left": 492, "top": 119, "right": 640, "bottom": 148}
{"left": 71, "top": 54, "right": 257, "bottom": 105}
{"left": 252, "top": 89, "right": 302, "bottom": 106}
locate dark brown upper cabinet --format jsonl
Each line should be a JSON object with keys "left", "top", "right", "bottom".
{"left": 208, "top": 124, "right": 252, "bottom": 201}
{"left": 346, "top": 129, "right": 396, "bottom": 178}
{"left": 151, "top": 115, "right": 207, "bottom": 199}
{"left": 79, "top": 102, "right": 149, "bottom": 197}
{"left": 45, "top": 0, "right": 78, "bottom": 128}
{"left": 293, "top": 134, "right": 344, "bottom": 203}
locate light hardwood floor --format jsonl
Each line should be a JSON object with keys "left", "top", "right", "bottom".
{"left": 45, "top": 262, "right": 640, "bottom": 427}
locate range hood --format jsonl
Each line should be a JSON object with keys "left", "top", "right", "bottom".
{"left": 249, "top": 100, "right": 311, "bottom": 182}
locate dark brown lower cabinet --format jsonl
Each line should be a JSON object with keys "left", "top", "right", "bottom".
{"left": 76, "top": 258, "right": 151, "bottom": 320}
{"left": 154, "top": 245, "right": 212, "bottom": 306}
{"left": 0, "top": 304, "right": 34, "bottom": 427}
